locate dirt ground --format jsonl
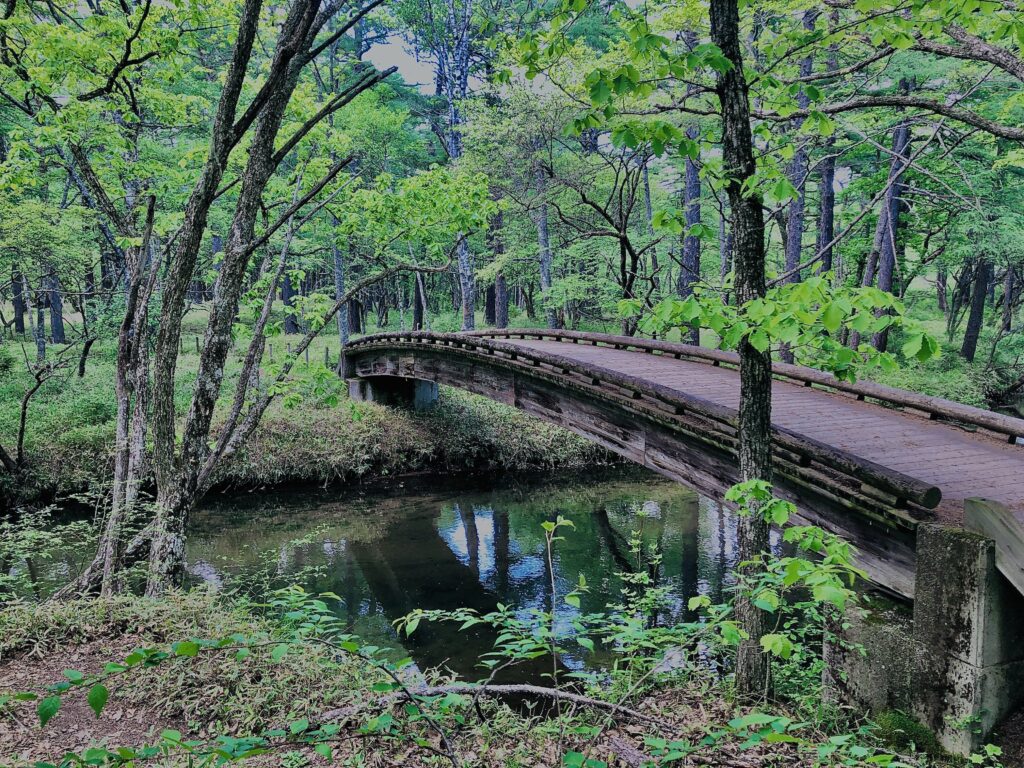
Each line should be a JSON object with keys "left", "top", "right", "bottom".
{"left": 0, "top": 633, "right": 795, "bottom": 768}
{"left": 993, "top": 708, "right": 1024, "bottom": 767}
{"left": 0, "top": 634, "right": 188, "bottom": 765}
{"left": 4, "top": 619, "right": 1017, "bottom": 767}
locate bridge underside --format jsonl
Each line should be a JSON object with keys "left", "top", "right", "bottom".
{"left": 346, "top": 345, "right": 917, "bottom": 597}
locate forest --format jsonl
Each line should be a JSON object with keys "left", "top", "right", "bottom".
{"left": 1, "top": 0, "right": 1024, "bottom": 765}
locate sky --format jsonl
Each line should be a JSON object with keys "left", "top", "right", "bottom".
{"left": 364, "top": 35, "right": 437, "bottom": 93}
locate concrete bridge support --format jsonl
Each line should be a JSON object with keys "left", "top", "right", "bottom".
{"left": 825, "top": 501, "right": 1024, "bottom": 755}
{"left": 347, "top": 375, "right": 439, "bottom": 412}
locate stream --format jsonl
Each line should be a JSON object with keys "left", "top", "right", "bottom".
{"left": 184, "top": 467, "right": 752, "bottom": 678}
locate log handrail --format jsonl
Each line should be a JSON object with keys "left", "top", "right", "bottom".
{"left": 465, "top": 329, "right": 1024, "bottom": 444}
{"left": 345, "top": 331, "right": 942, "bottom": 511}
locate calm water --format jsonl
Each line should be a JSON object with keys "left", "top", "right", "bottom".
{"left": 185, "top": 468, "right": 749, "bottom": 677}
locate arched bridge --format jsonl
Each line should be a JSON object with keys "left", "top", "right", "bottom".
{"left": 343, "top": 328, "right": 1024, "bottom": 750}
{"left": 342, "top": 328, "right": 1024, "bottom": 598}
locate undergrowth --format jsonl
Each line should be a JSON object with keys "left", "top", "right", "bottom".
{"left": 0, "top": 483, "right": 1003, "bottom": 768}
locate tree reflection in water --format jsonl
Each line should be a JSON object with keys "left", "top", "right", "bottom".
{"left": 179, "top": 468, "right": 744, "bottom": 681}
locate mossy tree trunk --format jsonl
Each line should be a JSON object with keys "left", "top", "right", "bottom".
{"left": 709, "top": 0, "right": 773, "bottom": 698}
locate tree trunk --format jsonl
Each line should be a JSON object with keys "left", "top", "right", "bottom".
{"left": 523, "top": 284, "right": 536, "bottom": 320}
{"left": 1003, "top": 268, "right": 1016, "bottom": 333}
{"left": 850, "top": 119, "right": 911, "bottom": 350}
{"left": 484, "top": 284, "right": 496, "bottom": 325}
{"left": 719, "top": 205, "right": 733, "bottom": 283}
{"left": 440, "top": 25, "right": 475, "bottom": 332}
{"left": 816, "top": 18, "right": 838, "bottom": 275}
{"left": 413, "top": 274, "right": 425, "bottom": 331}
{"left": 34, "top": 301, "right": 45, "bottom": 362}
{"left": 778, "top": 11, "right": 817, "bottom": 364}
{"left": 46, "top": 271, "right": 66, "bottom": 344}
{"left": 642, "top": 160, "right": 660, "bottom": 292}
{"left": 332, "top": 218, "right": 349, "bottom": 355}
{"left": 710, "top": 0, "right": 773, "bottom": 699}
{"left": 677, "top": 123, "right": 702, "bottom": 344}
{"left": 495, "top": 272, "right": 509, "bottom": 328}
{"left": 282, "top": 271, "right": 300, "bottom": 334}
{"left": 870, "top": 116, "right": 912, "bottom": 352}
{"left": 11, "top": 266, "right": 25, "bottom": 335}
{"left": 64, "top": 0, "right": 401, "bottom": 598}
{"left": 817, "top": 152, "right": 836, "bottom": 274}
{"left": 961, "top": 258, "right": 991, "bottom": 362}
{"left": 782, "top": 10, "right": 817, "bottom": 286}
{"left": 348, "top": 298, "right": 363, "bottom": 334}
{"left": 937, "top": 267, "right": 948, "bottom": 314}
{"left": 147, "top": 2, "right": 339, "bottom": 594}
{"left": 535, "top": 165, "right": 560, "bottom": 329}
{"left": 488, "top": 209, "right": 509, "bottom": 328}
{"left": 456, "top": 238, "right": 475, "bottom": 330}
{"left": 209, "top": 234, "right": 223, "bottom": 301}
{"left": 677, "top": 29, "right": 702, "bottom": 337}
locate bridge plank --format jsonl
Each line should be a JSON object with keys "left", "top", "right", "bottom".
{"left": 503, "top": 338, "right": 1024, "bottom": 527}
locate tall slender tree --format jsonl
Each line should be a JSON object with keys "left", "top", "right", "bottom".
{"left": 710, "top": 0, "right": 773, "bottom": 697}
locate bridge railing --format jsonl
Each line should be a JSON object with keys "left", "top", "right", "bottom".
{"left": 466, "top": 329, "right": 1024, "bottom": 446}
{"left": 346, "top": 331, "right": 943, "bottom": 517}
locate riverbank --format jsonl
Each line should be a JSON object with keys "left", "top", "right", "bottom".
{"left": 2, "top": 385, "right": 614, "bottom": 508}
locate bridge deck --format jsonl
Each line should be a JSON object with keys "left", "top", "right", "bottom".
{"left": 501, "top": 337, "right": 1024, "bottom": 528}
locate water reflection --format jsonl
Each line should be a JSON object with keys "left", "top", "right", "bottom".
{"left": 186, "top": 468, "right": 748, "bottom": 679}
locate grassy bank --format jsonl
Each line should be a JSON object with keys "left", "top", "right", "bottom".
{"left": 7, "top": 386, "right": 611, "bottom": 504}
{"left": 0, "top": 309, "right": 613, "bottom": 506}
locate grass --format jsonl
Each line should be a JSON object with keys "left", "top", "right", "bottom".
{"left": 0, "top": 304, "right": 614, "bottom": 504}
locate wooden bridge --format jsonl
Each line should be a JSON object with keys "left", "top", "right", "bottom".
{"left": 344, "top": 328, "right": 1024, "bottom": 598}
{"left": 344, "top": 328, "right": 1024, "bottom": 751}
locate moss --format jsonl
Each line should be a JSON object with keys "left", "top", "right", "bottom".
{"left": 872, "top": 709, "right": 947, "bottom": 758}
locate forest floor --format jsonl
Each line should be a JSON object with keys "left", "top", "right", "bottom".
{"left": 0, "top": 592, "right": 978, "bottom": 768}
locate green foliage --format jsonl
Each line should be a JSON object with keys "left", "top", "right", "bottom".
{"left": 0, "top": 507, "right": 94, "bottom": 602}
{"left": 622, "top": 275, "right": 940, "bottom": 382}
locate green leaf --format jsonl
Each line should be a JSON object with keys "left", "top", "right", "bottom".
{"left": 901, "top": 333, "right": 923, "bottom": 360}
{"left": 822, "top": 302, "right": 844, "bottom": 334}
{"left": 87, "top": 684, "right": 108, "bottom": 718}
{"left": 759, "top": 633, "right": 794, "bottom": 659}
{"left": 289, "top": 718, "right": 310, "bottom": 735}
{"left": 688, "top": 595, "right": 711, "bottom": 611}
{"left": 749, "top": 329, "right": 771, "bottom": 353}
{"left": 314, "top": 743, "right": 333, "bottom": 761}
{"left": 173, "top": 641, "right": 200, "bottom": 658}
{"left": 588, "top": 77, "right": 611, "bottom": 106}
{"left": 37, "top": 696, "right": 60, "bottom": 727}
